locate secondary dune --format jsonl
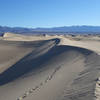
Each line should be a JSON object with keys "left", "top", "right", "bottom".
{"left": 0, "top": 33, "right": 100, "bottom": 100}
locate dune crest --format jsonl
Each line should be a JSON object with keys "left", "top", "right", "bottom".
{"left": 3, "top": 32, "right": 22, "bottom": 37}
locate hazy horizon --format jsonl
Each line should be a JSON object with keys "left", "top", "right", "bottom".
{"left": 1, "top": 25, "right": 100, "bottom": 29}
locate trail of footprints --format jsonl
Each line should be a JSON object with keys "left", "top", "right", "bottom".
{"left": 17, "top": 65, "right": 62, "bottom": 100}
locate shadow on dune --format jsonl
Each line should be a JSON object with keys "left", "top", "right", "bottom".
{"left": 0, "top": 38, "right": 94, "bottom": 85}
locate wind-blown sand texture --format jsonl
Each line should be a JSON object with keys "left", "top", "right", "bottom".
{"left": 0, "top": 32, "right": 100, "bottom": 100}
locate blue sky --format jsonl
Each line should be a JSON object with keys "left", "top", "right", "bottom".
{"left": 0, "top": 0, "right": 100, "bottom": 28}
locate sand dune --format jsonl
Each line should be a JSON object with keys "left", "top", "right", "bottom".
{"left": 0, "top": 33, "right": 100, "bottom": 100}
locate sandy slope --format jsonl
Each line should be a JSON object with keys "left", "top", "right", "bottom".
{"left": 0, "top": 33, "right": 100, "bottom": 100}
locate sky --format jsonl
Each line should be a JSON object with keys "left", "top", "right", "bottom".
{"left": 0, "top": 0, "right": 100, "bottom": 28}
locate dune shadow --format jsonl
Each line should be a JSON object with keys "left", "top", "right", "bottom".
{"left": 0, "top": 39, "right": 93, "bottom": 85}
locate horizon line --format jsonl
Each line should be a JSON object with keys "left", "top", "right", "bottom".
{"left": 1, "top": 25, "right": 100, "bottom": 29}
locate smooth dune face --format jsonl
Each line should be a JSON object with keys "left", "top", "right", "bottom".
{"left": 0, "top": 33, "right": 100, "bottom": 100}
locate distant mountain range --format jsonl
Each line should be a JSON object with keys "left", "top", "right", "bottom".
{"left": 0, "top": 25, "right": 100, "bottom": 35}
